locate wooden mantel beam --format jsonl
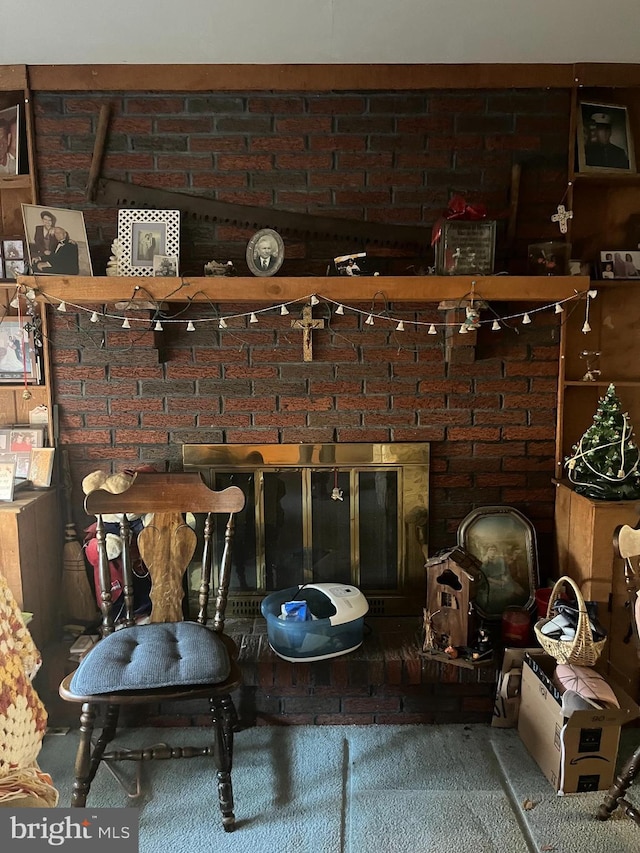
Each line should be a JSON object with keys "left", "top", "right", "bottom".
{"left": 19, "top": 275, "right": 589, "bottom": 305}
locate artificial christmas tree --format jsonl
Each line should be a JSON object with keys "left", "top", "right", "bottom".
{"left": 565, "top": 383, "right": 640, "bottom": 500}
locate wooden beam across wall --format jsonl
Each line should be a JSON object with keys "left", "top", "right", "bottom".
{"left": 19, "top": 275, "right": 589, "bottom": 305}
{"left": 26, "top": 63, "right": 580, "bottom": 92}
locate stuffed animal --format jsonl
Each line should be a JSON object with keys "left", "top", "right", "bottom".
{"left": 82, "top": 469, "right": 153, "bottom": 617}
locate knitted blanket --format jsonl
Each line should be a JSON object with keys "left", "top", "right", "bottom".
{"left": 0, "top": 572, "right": 58, "bottom": 806}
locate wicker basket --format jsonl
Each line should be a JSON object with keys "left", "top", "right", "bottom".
{"left": 533, "top": 575, "right": 607, "bottom": 666}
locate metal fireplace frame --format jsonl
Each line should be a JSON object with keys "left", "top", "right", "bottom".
{"left": 183, "top": 443, "right": 429, "bottom": 617}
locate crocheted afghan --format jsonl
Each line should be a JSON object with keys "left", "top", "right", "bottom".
{"left": 0, "top": 571, "right": 58, "bottom": 806}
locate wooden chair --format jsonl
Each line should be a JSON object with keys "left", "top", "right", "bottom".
{"left": 596, "top": 521, "right": 640, "bottom": 825}
{"left": 59, "top": 472, "right": 245, "bottom": 831}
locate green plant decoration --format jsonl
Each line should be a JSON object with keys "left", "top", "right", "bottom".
{"left": 565, "top": 383, "right": 640, "bottom": 500}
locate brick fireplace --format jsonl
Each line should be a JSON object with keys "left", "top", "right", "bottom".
{"left": 37, "top": 83, "right": 566, "bottom": 723}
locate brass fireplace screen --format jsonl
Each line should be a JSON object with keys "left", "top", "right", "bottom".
{"left": 182, "top": 443, "right": 429, "bottom": 616}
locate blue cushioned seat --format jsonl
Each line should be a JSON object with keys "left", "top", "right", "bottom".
{"left": 70, "top": 621, "right": 231, "bottom": 695}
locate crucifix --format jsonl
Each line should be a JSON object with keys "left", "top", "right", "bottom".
{"left": 291, "top": 303, "right": 325, "bottom": 362}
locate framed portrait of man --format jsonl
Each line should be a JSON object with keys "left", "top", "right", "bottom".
{"left": 577, "top": 101, "right": 636, "bottom": 174}
{"left": 246, "top": 228, "right": 284, "bottom": 277}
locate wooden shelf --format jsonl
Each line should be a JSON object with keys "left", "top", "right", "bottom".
{"left": 18, "top": 275, "right": 590, "bottom": 305}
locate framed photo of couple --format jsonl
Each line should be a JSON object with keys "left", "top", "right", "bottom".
{"left": 21, "top": 204, "right": 93, "bottom": 276}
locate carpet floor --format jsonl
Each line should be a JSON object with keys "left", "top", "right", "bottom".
{"left": 38, "top": 724, "right": 640, "bottom": 853}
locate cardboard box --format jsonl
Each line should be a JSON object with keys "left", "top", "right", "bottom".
{"left": 517, "top": 653, "right": 639, "bottom": 794}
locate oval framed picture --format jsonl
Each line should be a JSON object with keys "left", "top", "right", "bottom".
{"left": 246, "top": 228, "right": 284, "bottom": 277}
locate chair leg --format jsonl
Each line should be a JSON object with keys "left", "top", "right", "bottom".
{"left": 597, "top": 745, "right": 640, "bottom": 822}
{"left": 71, "top": 703, "right": 120, "bottom": 807}
{"left": 211, "top": 695, "right": 236, "bottom": 832}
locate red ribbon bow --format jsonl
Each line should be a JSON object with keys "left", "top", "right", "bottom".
{"left": 431, "top": 194, "right": 488, "bottom": 247}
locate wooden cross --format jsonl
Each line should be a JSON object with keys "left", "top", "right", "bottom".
{"left": 291, "top": 303, "right": 325, "bottom": 362}
{"left": 551, "top": 204, "right": 573, "bottom": 234}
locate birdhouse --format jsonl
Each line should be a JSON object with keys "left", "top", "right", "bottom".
{"left": 424, "top": 546, "right": 482, "bottom": 651}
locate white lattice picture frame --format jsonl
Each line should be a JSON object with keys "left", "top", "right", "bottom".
{"left": 117, "top": 209, "right": 180, "bottom": 277}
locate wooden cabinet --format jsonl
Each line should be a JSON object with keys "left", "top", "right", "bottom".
{"left": 554, "top": 481, "right": 640, "bottom": 698}
{"left": 0, "top": 488, "right": 62, "bottom": 649}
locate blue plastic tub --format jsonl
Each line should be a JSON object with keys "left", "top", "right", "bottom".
{"left": 261, "top": 583, "right": 369, "bottom": 662}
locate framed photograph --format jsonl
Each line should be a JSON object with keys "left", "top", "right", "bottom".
{"left": 577, "top": 101, "right": 635, "bottom": 174}
{"left": 3, "top": 239, "right": 23, "bottom": 260}
{"left": 246, "top": 228, "right": 284, "bottom": 277}
{"left": 0, "top": 454, "right": 16, "bottom": 501}
{"left": 4, "top": 258, "right": 25, "bottom": 279}
{"left": 28, "top": 447, "right": 55, "bottom": 488}
{"left": 527, "top": 241, "right": 571, "bottom": 276}
{"left": 21, "top": 204, "right": 93, "bottom": 276}
{"left": 435, "top": 220, "right": 496, "bottom": 276}
{"left": 14, "top": 451, "right": 30, "bottom": 480}
{"left": 153, "top": 254, "right": 179, "bottom": 277}
{"left": 9, "top": 426, "right": 44, "bottom": 451}
{"left": 0, "top": 320, "right": 39, "bottom": 383}
{"left": 457, "top": 506, "right": 539, "bottom": 621}
{"left": 0, "top": 104, "right": 19, "bottom": 175}
{"left": 599, "top": 250, "right": 640, "bottom": 279}
{"left": 334, "top": 252, "right": 367, "bottom": 276}
{"left": 117, "top": 209, "right": 180, "bottom": 277}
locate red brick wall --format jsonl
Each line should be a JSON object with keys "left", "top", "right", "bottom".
{"left": 34, "top": 88, "right": 571, "bottom": 569}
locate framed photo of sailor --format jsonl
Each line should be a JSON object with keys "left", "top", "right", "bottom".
{"left": 577, "top": 101, "right": 635, "bottom": 174}
{"left": 246, "top": 228, "right": 284, "bottom": 277}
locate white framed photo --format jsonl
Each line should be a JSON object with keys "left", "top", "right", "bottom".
{"left": 600, "top": 250, "right": 640, "bottom": 279}
{"left": 117, "top": 209, "right": 180, "bottom": 277}
{"left": 22, "top": 203, "right": 93, "bottom": 276}
{"left": 0, "top": 320, "right": 39, "bottom": 383}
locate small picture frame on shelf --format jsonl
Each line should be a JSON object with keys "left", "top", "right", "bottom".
{"left": 153, "top": 254, "right": 179, "bottom": 277}
{"left": 577, "top": 101, "right": 636, "bottom": 174}
{"left": 569, "top": 259, "right": 591, "bottom": 277}
{"left": 0, "top": 104, "right": 19, "bottom": 176}
{"left": 0, "top": 321, "right": 39, "bottom": 383}
{"left": 0, "top": 454, "right": 17, "bottom": 501}
{"left": 599, "top": 250, "right": 640, "bottom": 279}
{"left": 9, "top": 426, "right": 45, "bottom": 451}
{"left": 22, "top": 204, "right": 93, "bottom": 276}
{"left": 246, "top": 228, "right": 284, "bottom": 277}
{"left": 435, "top": 220, "right": 496, "bottom": 276}
{"left": 28, "top": 447, "right": 55, "bottom": 488}
{"left": 0, "top": 237, "right": 25, "bottom": 280}
{"left": 117, "top": 209, "right": 180, "bottom": 277}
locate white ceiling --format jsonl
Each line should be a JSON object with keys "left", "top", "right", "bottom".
{"left": 4, "top": 0, "right": 639, "bottom": 66}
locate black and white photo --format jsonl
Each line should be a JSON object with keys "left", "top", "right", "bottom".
{"left": 577, "top": 101, "right": 635, "bottom": 173}
{"left": 246, "top": 228, "right": 284, "bottom": 277}
{"left": 22, "top": 204, "right": 93, "bottom": 276}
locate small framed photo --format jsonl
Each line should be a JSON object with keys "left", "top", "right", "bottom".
{"left": 3, "top": 239, "right": 24, "bottom": 260}
{"left": 577, "top": 101, "right": 635, "bottom": 174}
{"left": 435, "top": 220, "right": 496, "bottom": 276}
{"left": 9, "top": 426, "right": 45, "bottom": 451}
{"left": 0, "top": 321, "right": 39, "bottom": 383}
{"left": 246, "top": 228, "right": 284, "bottom": 277}
{"left": 599, "top": 250, "right": 640, "bottom": 279}
{"left": 334, "top": 252, "right": 367, "bottom": 276}
{"left": 14, "top": 451, "right": 30, "bottom": 480}
{"left": 117, "top": 209, "right": 180, "bottom": 277}
{"left": 0, "top": 104, "right": 19, "bottom": 175}
{"left": 28, "top": 447, "right": 55, "bottom": 488}
{"left": 21, "top": 204, "right": 93, "bottom": 276}
{"left": 153, "top": 254, "right": 179, "bottom": 277}
{"left": 0, "top": 454, "right": 17, "bottom": 501}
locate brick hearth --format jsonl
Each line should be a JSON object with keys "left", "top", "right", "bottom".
{"left": 38, "top": 617, "right": 497, "bottom": 729}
